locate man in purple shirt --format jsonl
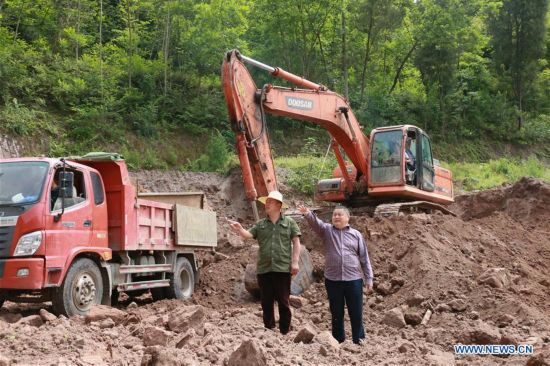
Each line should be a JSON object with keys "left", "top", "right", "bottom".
{"left": 298, "top": 204, "right": 374, "bottom": 345}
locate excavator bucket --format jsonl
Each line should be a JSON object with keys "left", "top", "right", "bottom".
{"left": 222, "top": 50, "right": 278, "bottom": 211}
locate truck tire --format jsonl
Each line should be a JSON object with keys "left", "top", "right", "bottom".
{"left": 53, "top": 258, "right": 103, "bottom": 317}
{"left": 166, "top": 257, "right": 194, "bottom": 300}
{"left": 0, "top": 291, "right": 5, "bottom": 309}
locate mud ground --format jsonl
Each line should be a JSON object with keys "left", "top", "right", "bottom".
{"left": 1, "top": 169, "right": 549, "bottom": 365}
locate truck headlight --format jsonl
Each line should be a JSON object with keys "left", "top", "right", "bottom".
{"left": 13, "top": 231, "right": 43, "bottom": 256}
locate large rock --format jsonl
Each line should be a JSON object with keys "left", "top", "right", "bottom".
{"left": 406, "top": 294, "right": 425, "bottom": 307}
{"left": 294, "top": 325, "right": 317, "bottom": 344}
{"left": 142, "top": 326, "right": 172, "bottom": 347}
{"left": 289, "top": 295, "right": 308, "bottom": 309}
{"left": 227, "top": 339, "right": 267, "bottom": 366}
{"left": 398, "top": 341, "right": 415, "bottom": 353}
{"left": 390, "top": 277, "right": 405, "bottom": 287}
{"left": 17, "top": 315, "right": 43, "bottom": 327}
{"left": 244, "top": 263, "right": 261, "bottom": 297}
{"left": 427, "top": 350, "right": 455, "bottom": 366}
{"left": 175, "top": 329, "right": 196, "bottom": 349}
{"left": 99, "top": 318, "right": 116, "bottom": 329}
{"left": 425, "top": 328, "right": 454, "bottom": 346}
{"left": 404, "top": 310, "right": 423, "bottom": 326}
{"left": 0, "top": 313, "right": 22, "bottom": 323}
{"left": 141, "top": 346, "right": 195, "bottom": 366}
{"left": 376, "top": 282, "right": 392, "bottom": 296}
{"left": 39, "top": 309, "right": 57, "bottom": 323}
{"left": 460, "top": 320, "right": 501, "bottom": 345}
{"left": 314, "top": 331, "right": 340, "bottom": 350}
{"left": 448, "top": 299, "right": 467, "bottom": 312}
{"left": 0, "top": 354, "right": 11, "bottom": 366}
{"left": 434, "top": 303, "right": 451, "bottom": 313}
{"left": 85, "top": 305, "right": 126, "bottom": 324}
{"left": 382, "top": 307, "right": 407, "bottom": 328}
{"left": 477, "top": 268, "right": 511, "bottom": 288}
{"left": 244, "top": 245, "right": 314, "bottom": 297}
{"left": 167, "top": 305, "right": 205, "bottom": 335}
{"left": 525, "top": 346, "right": 550, "bottom": 366}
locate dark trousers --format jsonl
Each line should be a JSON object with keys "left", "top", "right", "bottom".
{"left": 325, "top": 278, "right": 365, "bottom": 344}
{"left": 257, "top": 272, "right": 292, "bottom": 334}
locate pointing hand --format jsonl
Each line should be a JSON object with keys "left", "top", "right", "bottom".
{"left": 297, "top": 204, "right": 310, "bottom": 215}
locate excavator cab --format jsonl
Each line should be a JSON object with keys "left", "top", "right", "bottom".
{"left": 366, "top": 125, "right": 452, "bottom": 205}
{"left": 370, "top": 126, "right": 425, "bottom": 189}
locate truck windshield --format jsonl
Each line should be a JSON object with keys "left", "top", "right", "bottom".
{"left": 0, "top": 162, "right": 49, "bottom": 205}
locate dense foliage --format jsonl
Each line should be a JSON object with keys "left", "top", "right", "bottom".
{"left": 0, "top": 0, "right": 549, "bottom": 168}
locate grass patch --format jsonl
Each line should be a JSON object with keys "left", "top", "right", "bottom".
{"left": 444, "top": 155, "right": 550, "bottom": 191}
{"left": 0, "top": 101, "right": 57, "bottom": 136}
{"left": 274, "top": 154, "right": 550, "bottom": 195}
{"left": 275, "top": 155, "right": 337, "bottom": 195}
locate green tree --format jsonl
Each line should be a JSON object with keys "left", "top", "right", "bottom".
{"left": 413, "top": 0, "right": 480, "bottom": 136}
{"left": 488, "top": 0, "right": 549, "bottom": 128}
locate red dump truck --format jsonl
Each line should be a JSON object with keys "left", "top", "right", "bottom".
{"left": 0, "top": 153, "right": 217, "bottom": 316}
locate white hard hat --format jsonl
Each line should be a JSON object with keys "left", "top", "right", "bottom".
{"left": 257, "top": 191, "right": 288, "bottom": 208}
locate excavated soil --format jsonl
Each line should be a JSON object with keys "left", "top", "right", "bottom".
{"left": 1, "top": 171, "right": 549, "bottom": 365}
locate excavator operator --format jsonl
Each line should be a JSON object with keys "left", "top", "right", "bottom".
{"left": 405, "top": 137, "right": 416, "bottom": 184}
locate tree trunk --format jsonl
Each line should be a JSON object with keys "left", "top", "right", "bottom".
{"left": 341, "top": 3, "right": 348, "bottom": 99}
{"left": 297, "top": 3, "right": 310, "bottom": 77}
{"left": 76, "top": 0, "right": 81, "bottom": 59}
{"left": 13, "top": 14, "right": 21, "bottom": 43}
{"left": 317, "top": 33, "right": 331, "bottom": 89}
{"left": 163, "top": 5, "right": 171, "bottom": 96}
{"left": 517, "top": 82, "right": 523, "bottom": 129}
{"left": 99, "top": 0, "right": 104, "bottom": 108}
{"left": 359, "top": 11, "right": 375, "bottom": 103}
{"left": 126, "top": 0, "right": 133, "bottom": 89}
{"left": 389, "top": 40, "right": 418, "bottom": 94}
{"left": 514, "top": 13, "right": 523, "bottom": 130}
{"left": 439, "top": 83, "right": 446, "bottom": 137}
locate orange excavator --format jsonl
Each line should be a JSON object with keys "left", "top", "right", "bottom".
{"left": 222, "top": 50, "right": 453, "bottom": 218}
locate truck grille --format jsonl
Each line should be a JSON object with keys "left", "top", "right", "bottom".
{"left": 0, "top": 225, "right": 15, "bottom": 258}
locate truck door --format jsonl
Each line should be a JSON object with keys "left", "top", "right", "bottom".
{"left": 44, "top": 168, "right": 93, "bottom": 285}
{"left": 88, "top": 171, "right": 108, "bottom": 248}
{"left": 419, "top": 134, "right": 435, "bottom": 192}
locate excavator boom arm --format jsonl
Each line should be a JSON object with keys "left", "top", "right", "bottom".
{"left": 261, "top": 86, "right": 369, "bottom": 175}
{"left": 222, "top": 50, "right": 370, "bottom": 207}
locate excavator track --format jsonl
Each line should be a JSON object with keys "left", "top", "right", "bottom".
{"left": 373, "top": 201, "right": 456, "bottom": 218}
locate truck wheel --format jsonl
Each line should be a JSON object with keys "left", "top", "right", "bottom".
{"left": 53, "top": 258, "right": 103, "bottom": 317}
{"left": 0, "top": 292, "right": 4, "bottom": 309}
{"left": 167, "top": 257, "right": 194, "bottom": 300}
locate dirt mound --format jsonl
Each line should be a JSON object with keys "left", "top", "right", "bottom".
{"left": 453, "top": 177, "right": 550, "bottom": 225}
{"left": 1, "top": 175, "right": 549, "bottom": 365}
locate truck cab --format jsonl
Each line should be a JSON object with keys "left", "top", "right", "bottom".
{"left": 0, "top": 157, "right": 110, "bottom": 312}
{"left": 0, "top": 153, "right": 216, "bottom": 316}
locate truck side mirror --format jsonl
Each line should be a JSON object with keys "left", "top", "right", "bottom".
{"left": 59, "top": 171, "right": 74, "bottom": 198}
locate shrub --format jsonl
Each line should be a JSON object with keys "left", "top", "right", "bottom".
{"left": 186, "top": 130, "right": 231, "bottom": 172}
